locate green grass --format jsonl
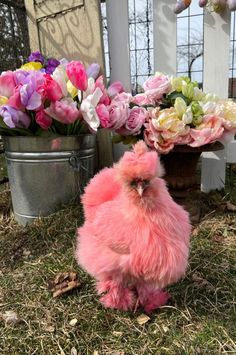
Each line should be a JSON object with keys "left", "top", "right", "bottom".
{"left": 0, "top": 154, "right": 7, "bottom": 180}
{"left": 0, "top": 181, "right": 236, "bottom": 353}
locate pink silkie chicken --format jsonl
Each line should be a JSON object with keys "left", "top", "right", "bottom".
{"left": 75, "top": 141, "right": 191, "bottom": 313}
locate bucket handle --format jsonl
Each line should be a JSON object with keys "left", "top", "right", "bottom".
{"left": 69, "top": 152, "right": 93, "bottom": 176}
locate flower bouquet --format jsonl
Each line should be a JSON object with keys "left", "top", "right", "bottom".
{"left": 108, "top": 73, "right": 236, "bottom": 154}
{"left": 0, "top": 51, "right": 123, "bottom": 137}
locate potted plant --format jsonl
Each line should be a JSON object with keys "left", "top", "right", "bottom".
{"left": 0, "top": 51, "right": 123, "bottom": 225}
{"left": 105, "top": 72, "right": 236, "bottom": 217}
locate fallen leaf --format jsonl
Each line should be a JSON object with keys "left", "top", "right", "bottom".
{"left": 71, "top": 347, "right": 77, "bottom": 355}
{"left": 112, "top": 331, "right": 123, "bottom": 337}
{"left": 47, "top": 272, "right": 80, "bottom": 298}
{"left": 69, "top": 318, "right": 78, "bottom": 327}
{"left": 226, "top": 201, "right": 236, "bottom": 212}
{"left": 45, "top": 325, "right": 55, "bottom": 333}
{"left": 137, "top": 313, "right": 150, "bottom": 325}
{"left": 2, "top": 310, "right": 21, "bottom": 325}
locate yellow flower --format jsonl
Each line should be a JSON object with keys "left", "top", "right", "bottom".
{"left": 67, "top": 80, "right": 78, "bottom": 98}
{"left": 152, "top": 107, "right": 186, "bottom": 140}
{"left": 20, "top": 62, "right": 42, "bottom": 71}
{"left": 215, "top": 100, "right": 236, "bottom": 127}
{"left": 0, "top": 96, "right": 8, "bottom": 106}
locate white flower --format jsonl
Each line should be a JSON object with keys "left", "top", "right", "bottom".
{"left": 182, "top": 107, "right": 193, "bottom": 124}
{"left": 80, "top": 87, "right": 103, "bottom": 132}
{"left": 52, "top": 65, "right": 68, "bottom": 96}
{"left": 193, "top": 87, "right": 204, "bottom": 101}
{"left": 200, "top": 101, "right": 217, "bottom": 115}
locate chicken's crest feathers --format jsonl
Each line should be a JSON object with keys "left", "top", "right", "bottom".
{"left": 115, "top": 140, "right": 163, "bottom": 180}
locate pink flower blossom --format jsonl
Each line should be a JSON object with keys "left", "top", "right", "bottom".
{"left": 143, "top": 74, "right": 170, "bottom": 101}
{"left": 36, "top": 109, "right": 52, "bottom": 129}
{"left": 41, "top": 74, "right": 63, "bottom": 102}
{"left": 108, "top": 101, "right": 129, "bottom": 130}
{"left": 118, "top": 107, "right": 148, "bottom": 135}
{"left": 45, "top": 98, "right": 80, "bottom": 124}
{"left": 96, "top": 104, "right": 110, "bottom": 128}
{"left": 189, "top": 115, "right": 224, "bottom": 147}
{"left": 144, "top": 120, "right": 175, "bottom": 154}
{"left": 0, "top": 71, "right": 16, "bottom": 98}
{"left": 132, "top": 93, "right": 155, "bottom": 106}
{"left": 107, "top": 81, "right": 124, "bottom": 98}
{"left": 112, "top": 92, "right": 133, "bottom": 104}
{"left": 66, "top": 61, "right": 88, "bottom": 91}
{"left": 7, "top": 86, "right": 22, "bottom": 109}
{"left": 94, "top": 76, "right": 110, "bottom": 105}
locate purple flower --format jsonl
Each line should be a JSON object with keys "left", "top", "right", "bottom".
{"left": 18, "top": 71, "right": 43, "bottom": 110}
{"left": 86, "top": 63, "right": 100, "bottom": 79}
{"left": 45, "top": 58, "right": 60, "bottom": 74}
{"left": 0, "top": 105, "right": 30, "bottom": 128}
{"left": 28, "top": 51, "right": 45, "bottom": 64}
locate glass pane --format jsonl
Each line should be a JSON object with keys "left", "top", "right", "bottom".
{"left": 177, "top": 46, "right": 189, "bottom": 72}
{"left": 191, "top": 53, "right": 203, "bottom": 72}
{"left": 190, "top": 1, "right": 203, "bottom": 15}
{"left": 129, "top": 22, "right": 152, "bottom": 50}
{"left": 177, "top": 17, "right": 189, "bottom": 46}
{"left": 191, "top": 71, "right": 203, "bottom": 84}
{"left": 189, "top": 15, "right": 203, "bottom": 45}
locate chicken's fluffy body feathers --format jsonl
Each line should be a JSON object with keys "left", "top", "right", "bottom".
{"left": 76, "top": 141, "right": 191, "bottom": 313}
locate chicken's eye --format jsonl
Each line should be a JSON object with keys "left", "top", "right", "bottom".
{"left": 130, "top": 180, "right": 137, "bottom": 187}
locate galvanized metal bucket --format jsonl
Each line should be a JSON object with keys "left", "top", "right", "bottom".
{"left": 3, "top": 135, "right": 96, "bottom": 225}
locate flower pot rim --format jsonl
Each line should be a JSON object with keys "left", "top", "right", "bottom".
{"left": 167, "top": 141, "right": 224, "bottom": 154}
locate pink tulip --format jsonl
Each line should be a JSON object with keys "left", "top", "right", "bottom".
{"left": 45, "top": 98, "right": 80, "bottom": 124}
{"left": 96, "top": 104, "right": 110, "bottom": 128}
{"left": 36, "top": 109, "right": 52, "bottom": 129}
{"left": 40, "top": 74, "right": 63, "bottom": 102}
{"left": 66, "top": 61, "right": 88, "bottom": 91}
{"left": 94, "top": 76, "right": 110, "bottom": 105}
{"left": 107, "top": 81, "right": 124, "bottom": 98}
{"left": 0, "top": 71, "right": 16, "bottom": 98}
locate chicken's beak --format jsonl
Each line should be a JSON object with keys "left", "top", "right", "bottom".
{"left": 136, "top": 181, "right": 145, "bottom": 196}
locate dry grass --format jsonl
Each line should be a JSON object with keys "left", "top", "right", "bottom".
{"left": 0, "top": 164, "right": 236, "bottom": 354}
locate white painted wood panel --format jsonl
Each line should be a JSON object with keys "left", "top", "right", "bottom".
{"left": 153, "top": 0, "right": 177, "bottom": 75}
{"left": 106, "top": 0, "right": 131, "bottom": 161}
{"left": 201, "top": 8, "right": 231, "bottom": 192}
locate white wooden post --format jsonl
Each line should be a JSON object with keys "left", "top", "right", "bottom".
{"left": 153, "top": 0, "right": 177, "bottom": 75}
{"left": 201, "top": 8, "right": 231, "bottom": 192}
{"left": 106, "top": 0, "right": 131, "bottom": 161}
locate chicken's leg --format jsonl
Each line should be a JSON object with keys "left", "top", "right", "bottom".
{"left": 136, "top": 283, "right": 170, "bottom": 314}
{"left": 96, "top": 277, "right": 136, "bottom": 311}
